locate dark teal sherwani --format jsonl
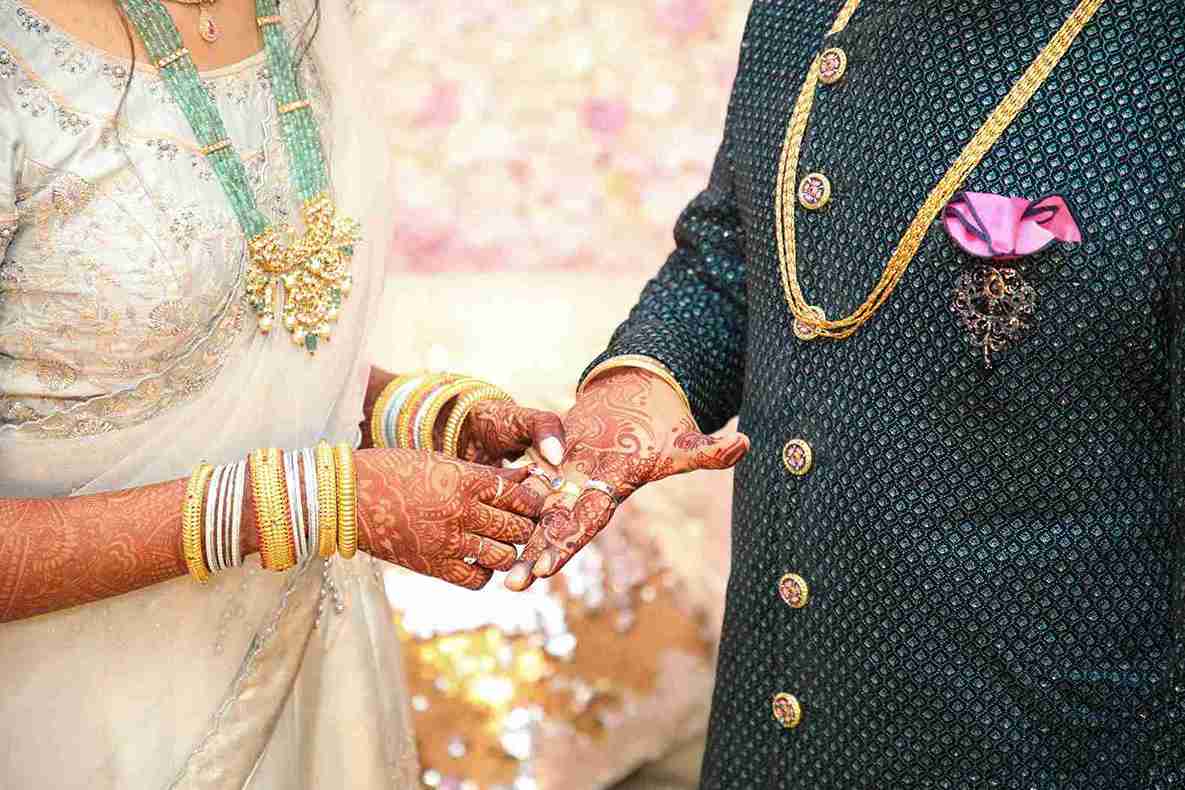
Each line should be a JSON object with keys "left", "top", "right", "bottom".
{"left": 585, "top": 1, "right": 1185, "bottom": 787}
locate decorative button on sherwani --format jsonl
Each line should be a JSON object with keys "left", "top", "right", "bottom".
{"left": 779, "top": 572, "right": 810, "bottom": 609}
{"left": 782, "top": 439, "right": 814, "bottom": 476}
{"left": 772, "top": 692, "right": 803, "bottom": 729}
{"left": 818, "top": 47, "right": 848, "bottom": 84}
{"left": 797, "top": 172, "right": 832, "bottom": 210}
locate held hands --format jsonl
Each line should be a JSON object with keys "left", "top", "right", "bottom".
{"left": 505, "top": 367, "right": 750, "bottom": 591}
{"left": 354, "top": 367, "right": 744, "bottom": 592}
{"left": 356, "top": 369, "right": 566, "bottom": 589}
{"left": 355, "top": 448, "right": 544, "bottom": 590}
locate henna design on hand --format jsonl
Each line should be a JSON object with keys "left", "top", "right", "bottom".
{"left": 354, "top": 450, "right": 542, "bottom": 590}
{"left": 459, "top": 401, "right": 565, "bottom": 466}
{"left": 505, "top": 368, "right": 749, "bottom": 590}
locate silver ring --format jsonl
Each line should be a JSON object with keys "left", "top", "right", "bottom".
{"left": 463, "top": 556, "right": 477, "bottom": 565}
{"left": 528, "top": 464, "right": 557, "bottom": 489}
{"left": 582, "top": 479, "right": 620, "bottom": 505}
{"left": 492, "top": 477, "right": 506, "bottom": 504}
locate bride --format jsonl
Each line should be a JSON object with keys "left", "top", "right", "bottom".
{"left": 0, "top": 1, "right": 570, "bottom": 786}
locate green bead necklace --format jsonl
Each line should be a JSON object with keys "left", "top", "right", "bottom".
{"left": 118, "top": 0, "right": 360, "bottom": 355}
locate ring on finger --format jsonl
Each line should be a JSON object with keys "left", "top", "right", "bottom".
{"left": 556, "top": 480, "right": 582, "bottom": 499}
{"left": 528, "top": 465, "right": 556, "bottom": 489}
{"left": 492, "top": 476, "right": 506, "bottom": 505}
{"left": 582, "top": 479, "right": 621, "bottom": 506}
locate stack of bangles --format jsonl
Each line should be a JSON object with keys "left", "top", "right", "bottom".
{"left": 369, "top": 371, "right": 514, "bottom": 455}
{"left": 182, "top": 440, "right": 358, "bottom": 582}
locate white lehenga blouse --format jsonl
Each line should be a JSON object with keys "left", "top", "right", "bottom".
{"left": 0, "top": 1, "right": 419, "bottom": 787}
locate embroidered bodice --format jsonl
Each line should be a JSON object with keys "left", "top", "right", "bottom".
{"left": 0, "top": 0, "right": 328, "bottom": 439}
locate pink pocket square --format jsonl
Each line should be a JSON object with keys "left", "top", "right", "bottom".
{"left": 943, "top": 191, "right": 1083, "bottom": 260}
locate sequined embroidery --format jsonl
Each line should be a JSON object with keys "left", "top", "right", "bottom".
{"left": 949, "top": 265, "right": 1037, "bottom": 367}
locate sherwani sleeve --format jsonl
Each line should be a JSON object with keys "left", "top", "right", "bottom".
{"left": 581, "top": 133, "right": 749, "bottom": 435}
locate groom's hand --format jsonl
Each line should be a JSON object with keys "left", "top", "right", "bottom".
{"left": 504, "top": 366, "right": 749, "bottom": 591}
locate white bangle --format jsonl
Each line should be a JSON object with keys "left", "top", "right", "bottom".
{"left": 283, "top": 450, "right": 307, "bottom": 564}
{"left": 220, "top": 459, "right": 235, "bottom": 570}
{"left": 230, "top": 459, "right": 247, "bottom": 568}
{"left": 410, "top": 380, "right": 452, "bottom": 450}
{"left": 300, "top": 447, "right": 320, "bottom": 558}
{"left": 204, "top": 464, "right": 225, "bottom": 574}
{"left": 382, "top": 376, "right": 426, "bottom": 449}
{"left": 214, "top": 461, "right": 233, "bottom": 572}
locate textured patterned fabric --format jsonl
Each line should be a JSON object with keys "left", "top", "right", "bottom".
{"left": 587, "top": 1, "right": 1185, "bottom": 787}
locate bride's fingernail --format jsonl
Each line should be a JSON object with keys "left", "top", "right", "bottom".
{"left": 506, "top": 565, "right": 529, "bottom": 589}
{"left": 540, "top": 437, "right": 564, "bottom": 466}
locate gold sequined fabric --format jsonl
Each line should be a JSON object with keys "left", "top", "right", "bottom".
{"left": 391, "top": 524, "right": 715, "bottom": 790}
{"left": 586, "top": 1, "right": 1185, "bottom": 787}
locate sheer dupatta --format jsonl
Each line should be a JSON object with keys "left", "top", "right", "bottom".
{"left": 0, "top": 1, "right": 417, "bottom": 787}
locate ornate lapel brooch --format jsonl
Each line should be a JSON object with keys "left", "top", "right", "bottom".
{"left": 944, "top": 191, "right": 1083, "bottom": 367}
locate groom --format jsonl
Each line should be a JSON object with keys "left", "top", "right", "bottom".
{"left": 506, "top": 1, "right": 1185, "bottom": 787}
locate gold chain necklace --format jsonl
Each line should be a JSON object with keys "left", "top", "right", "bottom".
{"left": 775, "top": 0, "right": 1104, "bottom": 341}
{"left": 158, "top": 0, "right": 221, "bottom": 43}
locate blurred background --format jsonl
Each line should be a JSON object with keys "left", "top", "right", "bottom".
{"left": 365, "top": 2, "right": 750, "bottom": 788}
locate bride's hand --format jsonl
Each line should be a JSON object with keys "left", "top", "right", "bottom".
{"left": 354, "top": 448, "right": 543, "bottom": 590}
{"left": 456, "top": 400, "right": 567, "bottom": 468}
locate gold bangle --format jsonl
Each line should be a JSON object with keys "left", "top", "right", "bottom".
{"left": 416, "top": 378, "right": 487, "bottom": 453}
{"left": 334, "top": 443, "right": 359, "bottom": 559}
{"left": 579, "top": 354, "right": 693, "bottom": 418}
{"left": 396, "top": 374, "right": 459, "bottom": 450}
{"left": 182, "top": 462, "right": 214, "bottom": 583}
{"left": 250, "top": 448, "right": 295, "bottom": 571}
{"left": 314, "top": 441, "right": 338, "bottom": 557}
{"left": 440, "top": 386, "right": 514, "bottom": 459}
{"left": 369, "top": 373, "right": 420, "bottom": 449}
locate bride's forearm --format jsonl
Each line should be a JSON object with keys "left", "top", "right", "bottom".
{"left": 0, "top": 478, "right": 260, "bottom": 623}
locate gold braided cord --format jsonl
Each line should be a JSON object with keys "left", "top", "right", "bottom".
{"left": 776, "top": 0, "right": 1104, "bottom": 340}
{"left": 182, "top": 463, "right": 214, "bottom": 583}
{"left": 369, "top": 373, "right": 419, "bottom": 449}
{"left": 314, "top": 441, "right": 338, "bottom": 557}
{"left": 250, "top": 448, "right": 295, "bottom": 571}
{"left": 440, "top": 385, "right": 515, "bottom": 459}
{"left": 827, "top": 0, "right": 862, "bottom": 35}
{"left": 334, "top": 443, "right": 359, "bottom": 559}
